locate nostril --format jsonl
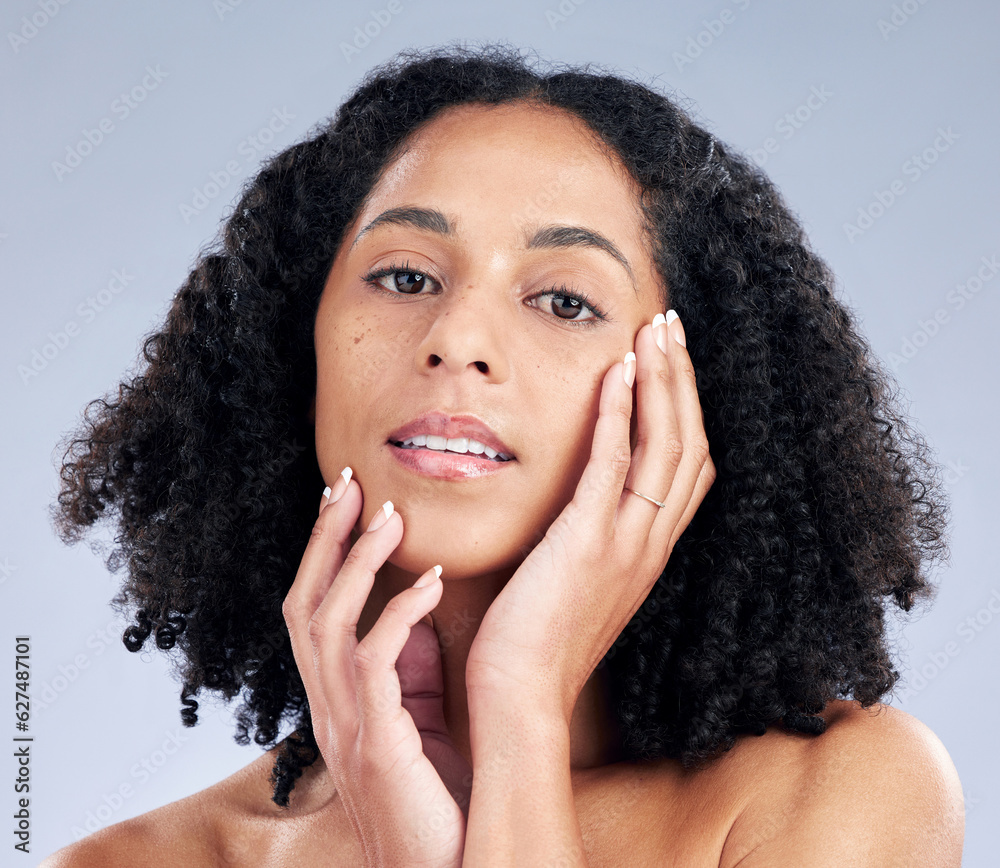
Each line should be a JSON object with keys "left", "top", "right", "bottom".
{"left": 425, "top": 354, "right": 489, "bottom": 372}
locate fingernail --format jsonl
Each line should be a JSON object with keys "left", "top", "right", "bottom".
{"left": 652, "top": 312, "right": 668, "bottom": 355}
{"left": 623, "top": 351, "right": 636, "bottom": 388}
{"left": 366, "top": 500, "right": 393, "bottom": 532}
{"left": 328, "top": 466, "right": 352, "bottom": 505}
{"left": 413, "top": 564, "right": 442, "bottom": 588}
{"left": 665, "top": 309, "right": 686, "bottom": 347}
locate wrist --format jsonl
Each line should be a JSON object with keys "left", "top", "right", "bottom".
{"left": 469, "top": 690, "right": 572, "bottom": 754}
{"left": 463, "top": 700, "right": 581, "bottom": 868}
{"left": 467, "top": 668, "right": 576, "bottom": 721}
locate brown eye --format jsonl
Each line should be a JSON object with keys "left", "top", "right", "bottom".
{"left": 530, "top": 285, "right": 604, "bottom": 325}
{"left": 363, "top": 264, "right": 436, "bottom": 295}
{"left": 390, "top": 271, "right": 426, "bottom": 294}
{"left": 550, "top": 295, "right": 584, "bottom": 320}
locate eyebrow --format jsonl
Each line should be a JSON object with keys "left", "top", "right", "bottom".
{"left": 351, "top": 205, "right": 637, "bottom": 291}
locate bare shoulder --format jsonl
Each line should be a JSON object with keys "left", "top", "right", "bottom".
{"left": 38, "top": 794, "right": 219, "bottom": 867}
{"left": 38, "top": 755, "right": 269, "bottom": 868}
{"left": 720, "top": 699, "right": 965, "bottom": 867}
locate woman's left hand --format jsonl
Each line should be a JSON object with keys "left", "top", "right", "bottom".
{"left": 465, "top": 312, "right": 716, "bottom": 722}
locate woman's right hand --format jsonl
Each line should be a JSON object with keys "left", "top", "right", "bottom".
{"left": 282, "top": 468, "right": 470, "bottom": 868}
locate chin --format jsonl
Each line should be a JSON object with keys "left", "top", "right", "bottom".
{"left": 386, "top": 521, "right": 528, "bottom": 582}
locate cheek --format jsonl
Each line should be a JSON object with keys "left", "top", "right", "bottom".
{"left": 315, "top": 311, "right": 416, "bottom": 437}
{"left": 314, "top": 317, "right": 380, "bottom": 460}
{"left": 533, "top": 349, "right": 639, "bottom": 514}
{"left": 317, "top": 312, "right": 400, "bottom": 406}
{"left": 528, "top": 362, "right": 607, "bottom": 506}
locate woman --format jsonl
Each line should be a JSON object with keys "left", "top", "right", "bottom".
{"left": 45, "top": 43, "right": 963, "bottom": 866}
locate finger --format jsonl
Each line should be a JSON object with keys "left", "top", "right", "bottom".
{"left": 290, "top": 467, "right": 357, "bottom": 618}
{"left": 618, "top": 316, "right": 682, "bottom": 535}
{"left": 649, "top": 311, "right": 714, "bottom": 553}
{"left": 565, "top": 352, "right": 634, "bottom": 535}
{"left": 282, "top": 468, "right": 360, "bottom": 731}
{"left": 309, "top": 500, "right": 404, "bottom": 733}
{"left": 354, "top": 568, "right": 443, "bottom": 735}
{"left": 672, "top": 452, "right": 717, "bottom": 548}
{"left": 317, "top": 464, "right": 353, "bottom": 514}
{"left": 396, "top": 618, "right": 451, "bottom": 739}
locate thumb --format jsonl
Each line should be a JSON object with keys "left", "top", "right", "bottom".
{"left": 397, "top": 614, "right": 472, "bottom": 817}
{"left": 396, "top": 619, "right": 448, "bottom": 738}
{"left": 565, "top": 356, "right": 634, "bottom": 531}
{"left": 398, "top": 618, "right": 473, "bottom": 814}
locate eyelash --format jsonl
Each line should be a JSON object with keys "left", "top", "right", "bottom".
{"left": 360, "top": 260, "right": 609, "bottom": 326}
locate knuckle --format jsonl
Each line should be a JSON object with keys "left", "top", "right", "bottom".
{"left": 341, "top": 541, "right": 367, "bottom": 572}
{"left": 306, "top": 611, "right": 329, "bottom": 644}
{"left": 661, "top": 435, "right": 685, "bottom": 465}
{"left": 353, "top": 640, "right": 381, "bottom": 673}
{"left": 705, "top": 454, "right": 718, "bottom": 486}
{"left": 673, "top": 353, "right": 697, "bottom": 385}
{"left": 609, "top": 444, "right": 633, "bottom": 477}
{"left": 614, "top": 396, "right": 633, "bottom": 424}
{"left": 688, "top": 436, "right": 711, "bottom": 467}
{"left": 382, "top": 594, "right": 407, "bottom": 620}
{"left": 309, "top": 502, "right": 343, "bottom": 543}
{"left": 283, "top": 594, "right": 314, "bottom": 635}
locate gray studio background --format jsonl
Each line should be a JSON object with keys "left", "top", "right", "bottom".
{"left": 2, "top": 1, "right": 997, "bottom": 863}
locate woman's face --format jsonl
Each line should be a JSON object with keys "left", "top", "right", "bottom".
{"left": 314, "top": 101, "right": 666, "bottom": 580}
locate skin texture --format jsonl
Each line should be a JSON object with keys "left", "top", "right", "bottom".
{"left": 294, "top": 101, "right": 715, "bottom": 863}
{"left": 39, "top": 699, "right": 965, "bottom": 867}
{"left": 311, "top": 101, "right": 671, "bottom": 771}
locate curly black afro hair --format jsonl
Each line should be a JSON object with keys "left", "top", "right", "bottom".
{"left": 53, "top": 42, "right": 949, "bottom": 807}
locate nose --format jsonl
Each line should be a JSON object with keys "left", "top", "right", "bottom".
{"left": 414, "top": 284, "right": 509, "bottom": 383}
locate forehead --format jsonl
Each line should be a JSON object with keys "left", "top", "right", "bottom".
{"left": 356, "top": 101, "right": 647, "bottom": 241}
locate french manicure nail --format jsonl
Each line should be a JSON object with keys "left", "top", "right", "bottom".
{"left": 328, "top": 466, "right": 352, "bottom": 505}
{"left": 413, "top": 564, "right": 442, "bottom": 588}
{"left": 665, "top": 309, "right": 686, "bottom": 347}
{"left": 652, "top": 312, "right": 668, "bottom": 355}
{"left": 623, "top": 351, "right": 636, "bottom": 388}
{"left": 367, "top": 500, "right": 393, "bottom": 532}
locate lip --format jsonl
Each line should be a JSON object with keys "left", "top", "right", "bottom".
{"left": 388, "top": 442, "right": 514, "bottom": 479}
{"left": 387, "top": 411, "right": 515, "bottom": 459}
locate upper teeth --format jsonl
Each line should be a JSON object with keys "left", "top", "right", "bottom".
{"left": 398, "top": 434, "right": 512, "bottom": 461}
